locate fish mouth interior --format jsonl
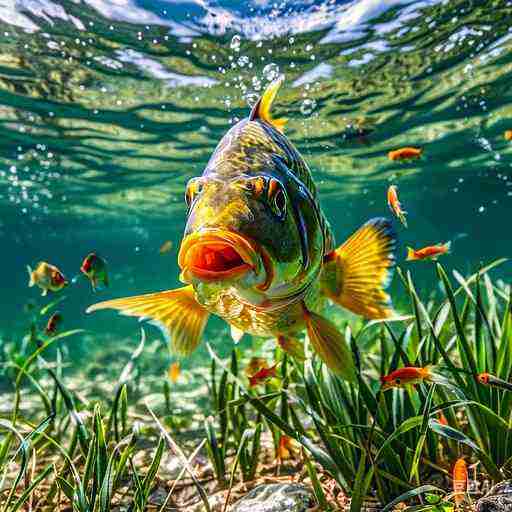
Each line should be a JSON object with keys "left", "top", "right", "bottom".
{"left": 179, "top": 231, "right": 257, "bottom": 281}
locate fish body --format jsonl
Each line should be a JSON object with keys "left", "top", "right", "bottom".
{"left": 387, "top": 185, "right": 407, "bottom": 227}
{"left": 81, "top": 253, "right": 108, "bottom": 291}
{"left": 505, "top": 130, "right": 512, "bottom": 141}
{"left": 277, "top": 435, "right": 297, "bottom": 461}
{"left": 452, "top": 458, "right": 468, "bottom": 506}
{"left": 381, "top": 366, "right": 433, "bottom": 390}
{"left": 248, "top": 364, "right": 277, "bottom": 387}
{"left": 406, "top": 242, "right": 451, "bottom": 261}
{"left": 88, "top": 77, "right": 398, "bottom": 380}
{"left": 45, "top": 312, "right": 62, "bottom": 335}
{"left": 27, "top": 262, "right": 68, "bottom": 296}
{"left": 388, "top": 147, "right": 422, "bottom": 161}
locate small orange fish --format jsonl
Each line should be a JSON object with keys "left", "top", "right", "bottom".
{"left": 159, "top": 240, "right": 173, "bottom": 254}
{"left": 452, "top": 457, "right": 468, "bottom": 506}
{"left": 168, "top": 361, "right": 180, "bottom": 383}
{"left": 505, "top": 130, "right": 512, "bottom": 141}
{"left": 277, "top": 435, "right": 297, "bottom": 461}
{"left": 388, "top": 147, "right": 422, "bottom": 161}
{"left": 244, "top": 357, "right": 269, "bottom": 377}
{"left": 80, "top": 253, "right": 108, "bottom": 292}
{"left": 437, "top": 411, "right": 448, "bottom": 426}
{"left": 45, "top": 312, "right": 62, "bottom": 336}
{"left": 27, "top": 262, "right": 68, "bottom": 296}
{"left": 387, "top": 185, "right": 408, "bottom": 228}
{"left": 381, "top": 366, "right": 433, "bottom": 390}
{"left": 477, "top": 372, "right": 512, "bottom": 392}
{"left": 406, "top": 242, "right": 451, "bottom": 261}
{"left": 249, "top": 365, "right": 277, "bottom": 387}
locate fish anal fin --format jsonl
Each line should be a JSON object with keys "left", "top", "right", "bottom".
{"left": 322, "top": 217, "right": 397, "bottom": 319}
{"left": 303, "top": 307, "right": 356, "bottom": 380}
{"left": 249, "top": 75, "right": 287, "bottom": 133}
{"left": 27, "top": 265, "right": 35, "bottom": 287}
{"left": 87, "top": 285, "right": 209, "bottom": 356}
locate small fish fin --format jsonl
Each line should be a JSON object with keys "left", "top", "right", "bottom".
{"left": 444, "top": 241, "right": 452, "bottom": 253}
{"left": 406, "top": 247, "right": 417, "bottom": 261}
{"left": 249, "top": 75, "right": 287, "bottom": 133}
{"left": 230, "top": 325, "right": 245, "bottom": 344}
{"left": 398, "top": 211, "right": 408, "bottom": 228}
{"left": 322, "top": 217, "right": 397, "bottom": 319}
{"left": 86, "top": 285, "right": 209, "bottom": 356}
{"left": 27, "top": 265, "right": 35, "bottom": 287}
{"left": 41, "top": 289, "right": 47, "bottom": 297}
{"left": 277, "top": 335, "right": 305, "bottom": 361}
{"left": 303, "top": 307, "right": 356, "bottom": 380}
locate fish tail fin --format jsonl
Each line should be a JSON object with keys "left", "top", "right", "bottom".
{"left": 250, "top": 75, "right": 287, "bottom": 133}
{"left": 86, "top": 285, "right": 209, "bottom": 356}
{"left": 322, "top": 217, "right": 397, "bottom": 319}
{"left": 444, "top": 241, "right": 452, "bottom": 253}
{"left": 27, "top": 265, "right": 35, "bottom": 287}
{"left": 406, "top": 247, "right": 417, "bottom": 261}
{"left": 303, "top": 307, "right": 356, "bottom": 380}
{"left": 426, "top": 365, "right": 451, "bottom": 386}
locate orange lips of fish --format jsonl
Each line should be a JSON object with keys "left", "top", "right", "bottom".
{"left": 178, "top": 230, "right": 260, "bottom": 282}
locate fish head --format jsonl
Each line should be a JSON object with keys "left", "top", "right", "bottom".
{"left": 380, "top": 374, "right": 407, "bottom": 390}
{"left": 178, "top": 163, "right": 322, "bottom": 306}
{"left": 81, "top": 253, "right": 100, "bottom": 276}
{"left": 50, "top": 269, "right": 68, "bottom": 289}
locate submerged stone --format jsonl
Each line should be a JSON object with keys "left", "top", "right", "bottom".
{"left": 231, "top": 483, "right": 315, "bottom": 512}
{"left": 476, "top": 480, "right": 512, "bottom": 512}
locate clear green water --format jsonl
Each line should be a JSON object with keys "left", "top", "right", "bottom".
{"left": 1, "top": 0, "right": 512, "bottom": 379}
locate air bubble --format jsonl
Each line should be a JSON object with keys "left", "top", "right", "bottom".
{"left": 300, "top": 98, "right": 317, "bottom": 116}
{"left": 230, "top": 34, "right": 241, "bottom": 52}
{"left": 263, "top": 63, "right": 279, "bottom": 82}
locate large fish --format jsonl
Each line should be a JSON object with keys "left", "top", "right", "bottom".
{"left": 87, "top": 77, "right": 397, "bottom": 380}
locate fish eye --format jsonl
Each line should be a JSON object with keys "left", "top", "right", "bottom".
{"left": 268, "top": 178, "right": 287, "bottom": 219}
{"left": 185, "top": 178, "right": 203, "bottom": 208}
{"left": 395, "top": 378, "right": 401, "bottom": 385}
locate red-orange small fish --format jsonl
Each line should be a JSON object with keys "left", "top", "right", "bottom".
{"left": 45, "top": 312, "right": 62, "bottom": 336}
{"left": 505, "top": 130, "right": 512, "bottom": 141}
{"left": 477, "top": 372, "right": 512, "bottom": 392}
{"left": 406, "top": 242, "right": 451, "bottom": 261}
{"left": 452, "top": 458, "right": 468, "bottom": 506}
{"left": 277, "top": 435, "right": 297, "bottom": 461}
{"left": 168, "top": 361, "right": 180, "bottom": 383}
{"left": 388, "top": 147, "right": 422, "bottom": 161}
{"left": 387, "top": 185, "right": 408, "bottom": 228}
{"left": 249, "top": 365, "right": 277, "bottom": 387}
{"left": 381, "top": 366, "right": 433, "bottom": 390}
{"left": 437, "top": 411, "right": 448, "bottom": 426}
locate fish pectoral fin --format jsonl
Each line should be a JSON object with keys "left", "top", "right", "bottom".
{"left": 277, "top": 335, "right": 305, "bottom": 361}
{"left": 303, "top": 307, "right": 356, "bottom": 381}
{"left": 249, "top": 75, "right": 287, "bottom": 133}
{"left": 322, "top": 217, "right": 397, "bottom": 319}
{"left": 86, "top": 285, "right": 209, "bottom": 356}
{"left": 230, "top": 325, "right": 245, "bottom": 344}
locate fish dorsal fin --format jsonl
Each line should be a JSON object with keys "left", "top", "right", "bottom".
{"left": 249, "top": 75, "right": 287, "bottom": 133}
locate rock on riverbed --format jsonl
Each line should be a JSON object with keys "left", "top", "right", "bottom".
{"left": 476, "top": 480, "right": 512, "bottom": 512}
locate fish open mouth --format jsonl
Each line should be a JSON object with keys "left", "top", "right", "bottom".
{"left": 178, "top": 230, "right": 258, "bottom": 282}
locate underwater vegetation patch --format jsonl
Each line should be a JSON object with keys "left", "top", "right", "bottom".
{"left": 1, "top": 259, "right": 512, "bottom": 511}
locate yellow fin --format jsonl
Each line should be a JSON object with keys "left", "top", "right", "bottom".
{"left": 303, "top": 308, "right": 356, "bottom": 380}
{"left": 249, "top": 75, "right": 287, "bottom": 133}
{"left": 86, "top": 285, "right": 209, "bottom": 356}
{"left": 322, "top": 217, "right": 397, "bottom": 319}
